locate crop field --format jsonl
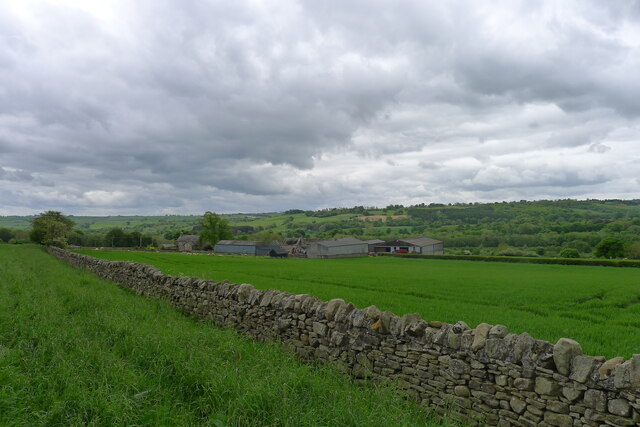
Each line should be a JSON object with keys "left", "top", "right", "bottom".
{"left": 77, "top": 249, "right": 640, "bottom": 359}
{"left": 0, "top": 245, "right": 454, "bottom": 426}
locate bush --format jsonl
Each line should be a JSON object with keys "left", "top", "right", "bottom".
{"left": 594, "top": 237, "right": 625, "bottom": 259}
{"left": 497, "top": 246, "right": 537, "bottom": 257}
{"left": 559, "top": 248, "right": 581, "bottom": 258}
{"left": 626, "top": 242, "right": 640, "bottom": 259}
{"left": 0, "top": 227, "right": 14, "bottom": 242}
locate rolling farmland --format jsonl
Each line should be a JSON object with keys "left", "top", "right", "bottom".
{"left": 77, "top": 249, "right": 640, "bottom": 359}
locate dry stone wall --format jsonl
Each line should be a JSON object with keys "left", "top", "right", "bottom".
{"left": 48, "top": 247, "right": 640, "bottom": 426}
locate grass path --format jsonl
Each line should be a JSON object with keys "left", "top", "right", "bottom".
{"left": 77, "top": 250, "right": 640, "bottom": 358}
{"left": 0, "top": 245, "right": 456, "bottom": 426}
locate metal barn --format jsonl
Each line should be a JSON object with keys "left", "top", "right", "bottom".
{"left": 306, "top": 237, "right": 368, "bottom": 259}
{"left": 372, "top": 237, "right": 444, "bottom": 255}
{"left": 214, "top": 240, "right": 281, "bottom": 256}
{"left": 364, "top": 239, "right": 384, "bottom": 253}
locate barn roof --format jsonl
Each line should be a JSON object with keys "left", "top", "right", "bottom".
{"left": 177, "top": 234, "right": 199, "bottom": 243}
{"left": 316, "top": 237, "right": 366, "bottom": 247}
{"left": 364, "top": 239, "right": 385, "bottom": 244}
{"left": 398, "top": 237, "right": 443, "bottom": 246}
{"left": 216, "top": 240, "right": 262, "bottom": 246}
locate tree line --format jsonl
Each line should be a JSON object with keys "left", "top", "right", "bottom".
{"left": 20, "top": 210, "right": 232, "bottom": 250}
{"left": 7, "top": 199, "right": 640, "bottom": 260}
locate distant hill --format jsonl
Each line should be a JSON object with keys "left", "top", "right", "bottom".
{"left": 2, "top": 199, "right": 639, "bottom": 257}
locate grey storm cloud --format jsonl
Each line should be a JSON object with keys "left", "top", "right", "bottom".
{"left": 0, "top": 0, "right": 639, "bottom": 215}
{"left": 0, "top": 166, "right": 33, "bottom": 182}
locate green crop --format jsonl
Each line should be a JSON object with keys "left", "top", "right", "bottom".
{"left": 78, "top": 249, "right": 640, "bottom": 359}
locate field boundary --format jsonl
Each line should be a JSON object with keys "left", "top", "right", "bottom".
{"left": 48, "top": 246, "right": 640, "bottom": 426}
{"left": 381, "top": 253, "right": 640, "bottom": 268}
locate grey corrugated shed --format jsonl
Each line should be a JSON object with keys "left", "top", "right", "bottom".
{"left": 269, "top": 248, "right": 288, "bottom": 256}
{"left": 316, "top": 237, "right": 365, "bottom": 247}
{"left": 399, "top": 237, "right": 443, "bottom": 246}
{"left": 364, "top": 239, "right": 385, "bottom": 245}
{"left": 216, "top": 240, "right": 262, "bottom": 246}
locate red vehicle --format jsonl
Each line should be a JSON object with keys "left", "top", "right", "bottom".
{"left": 394, "top": 249, "right": 409, "bottom": 254}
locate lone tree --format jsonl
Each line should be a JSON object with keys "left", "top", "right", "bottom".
{"left": 30, "top": 211, "right": 75, "bottom": 247}
{"left": 199, "top": 211, "right": 232, "bottom": 247}
{"left": 0, "top": 227, "right": 14, "bottom": 243}
{"left": 105, "top": 228, "right": 126, "bottom": 247}
{"left": 594, "top": 237, "right": 625, "bottom": 259}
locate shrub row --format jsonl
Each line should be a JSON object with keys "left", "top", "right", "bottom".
{"left": 380, "top": 253, "right": 640, "bottom": 268}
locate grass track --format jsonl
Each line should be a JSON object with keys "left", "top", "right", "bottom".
{"left": 77, "top": 249, "right": 640, "bottom": 359}
{"left": 0, "top": 245, "right": 456, "bottom": 426}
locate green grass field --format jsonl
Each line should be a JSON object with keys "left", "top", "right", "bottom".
{"left": 76, "top": 249, "right": 640, "bottom": 359}
{"left": 0, "top": 245, "right": 456, "bottom": 426}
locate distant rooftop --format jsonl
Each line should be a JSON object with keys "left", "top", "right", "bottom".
{"left": 315, "top": 237, "right": 366, "bottom": 247}
{"left": 364, "top": 239, "right": 384, "bottom": 244}
{"left": 177, "top": 234, "right": 199, "bottom": 243}
{"left": 397, "top": 237, "right": 442, "bottom": 246}
{"left": 216, "top": 240, "right": 272, "bottom": 246}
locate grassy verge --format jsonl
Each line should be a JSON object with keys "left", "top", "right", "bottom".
{"left": 76, "top": 249, "right": 640, "bottom": 358}
{"left": 0, "top": 245, "right": 458, "bottom": 426}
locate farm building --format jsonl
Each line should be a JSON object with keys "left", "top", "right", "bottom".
{"left": 214, "top": 240, "right": 281, "bottom": 256}
{"left": 268, "top": 248, "right": 288, "bottom": 258}
{"left": 282, "top": 237, "right": 310, "bottom": 256}
{"left": 177, "top": 235, "right": 199, "bottom": 252}
{"left": 372, "top": 237, "right": 444, "bottom": 255}
{"left": 306, "top": 237, "right": 368, "bottom": 259}
{"left": 364, "top": 239, "right": 384, "bottom": 252}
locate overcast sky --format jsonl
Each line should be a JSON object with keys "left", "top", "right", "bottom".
{"left": 1, "top": 0, "right": 639, "bottom": 215}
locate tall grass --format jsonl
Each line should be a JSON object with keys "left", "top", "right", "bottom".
{"left": 77, "top": 249, "right": 640, "bottom": 358}
{"left": 0, "top": 245, "right": 457, "bottom": 426}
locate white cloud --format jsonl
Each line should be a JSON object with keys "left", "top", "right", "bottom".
{"left": 83, "top": 190, "right": 130, "bottom": 206}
